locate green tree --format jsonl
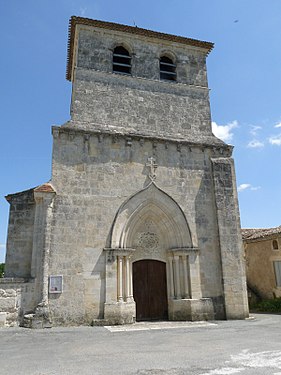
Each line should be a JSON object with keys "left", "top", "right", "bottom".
{"left": 0, "top": 263, "right": 5, "bottom": 278}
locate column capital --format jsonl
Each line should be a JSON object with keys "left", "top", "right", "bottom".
{"left": 169, "top": 247, "right": 199, "bottom": 256}
{"left": 104, "top": 248, "right": 135, "bottom": 256}
{"left": 104, "top": 248, "right": 135, "bottom": 265}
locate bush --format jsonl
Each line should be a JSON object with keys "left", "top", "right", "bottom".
{"left": 251, "top": 298, "right": 281, "bottom": 313}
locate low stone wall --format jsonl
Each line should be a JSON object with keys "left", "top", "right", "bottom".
{"left": 0, "top": 278, "right": 35, "bottom": 327}
{"left": 0, "top": 279, "right": 22, "bottom": 327}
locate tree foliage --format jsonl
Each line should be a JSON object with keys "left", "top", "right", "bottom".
{"left": 0, "top": 263, "right": 4, "bottom": 278}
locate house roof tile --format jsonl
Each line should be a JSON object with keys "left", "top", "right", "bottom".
{"left": 242, "top": 226, "right": 281, "bottom": 241}
{"left": 5, "top": 183, "right": 56, "bottom": 201}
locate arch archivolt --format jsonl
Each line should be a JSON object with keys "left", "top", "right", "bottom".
{"left": 110, "top": 182, "right": 192, "bottom": 252}
{"left": 158, "top": 49, "right": 177, "bottom": 63}
{"left": 104, "top": 183, "right": 203, "bottom": 315}
{"left": 111, "top": 41, "right": 134, "bottom": 55}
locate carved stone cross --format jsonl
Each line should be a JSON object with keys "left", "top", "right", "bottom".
{"left": 146, "top": 157, "right": 158, "bottom": 181}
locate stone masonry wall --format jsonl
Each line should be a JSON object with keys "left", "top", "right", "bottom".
{"left": 5, "top": 190, "right": 35, "bottom": 278}
{"left": 76, "top": 27, "right": 208, "bottom": 86}
{"left": 0, "top": 279, "right": 36, "bottom": 327}
{"left": 70, "top": 69, "right": 213, "bottom": 142}
{"left": 67, "top": 27, "right": 215, "bottom": 141}
{"left": 47, "top": 128, "right": 228, "bottom": 324}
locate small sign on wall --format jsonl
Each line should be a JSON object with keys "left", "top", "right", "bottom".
{"left": 49, "top": 275, "right": 63, "bottom": 294}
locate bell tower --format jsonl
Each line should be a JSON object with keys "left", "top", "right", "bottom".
{"left": 1, "top": 17, "right": 249, "bottom": 327}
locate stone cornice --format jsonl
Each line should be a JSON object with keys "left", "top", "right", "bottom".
{"left": 0, "top": 277, "right": 31, "bottom": 284}
{"left": 104, "top": 248, "right": 136, "bottom": 256}
{"left": 52, "top": 125, "right": 233, "bottom": 156}
{"left": 169, "top": 247, "right": 200, "bottom": 255}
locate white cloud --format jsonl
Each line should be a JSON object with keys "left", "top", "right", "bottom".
{"left": 275, "top": 122, "right": 281, "bottom": 128}
{"left": 237, "top": 184, "right": 251, "bottom": 192}
{"left": 247, "top": 139, "right": 264, "bottom": 148}
{"left": 250, "top": 125, "right": 262, "bottom": 136}
{"left": 0, "top": 244, "right": 5, "bottom": 249}
{"left": 269, "top": 134, "right": 281, "bottom": 145}
{"left": 237, "top": 184, "right": 261, "bottom": 192}
{"left": 212, "top": 120, "right": 238, "bottom": 143}
{"left": 247, "top": 125, "right": 264, "bottom": 148}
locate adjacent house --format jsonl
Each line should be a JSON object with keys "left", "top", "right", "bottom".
{"left": 242, "top": 226, "right": 281, "bottom": 302}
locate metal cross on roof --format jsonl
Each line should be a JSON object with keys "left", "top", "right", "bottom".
{"left": 146, "top": 157, "right": 158, "bottom": 181}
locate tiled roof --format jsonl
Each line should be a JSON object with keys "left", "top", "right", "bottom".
{"left": 66, "top": 16, "right": 214, "bottom": 81}
{"left": 5, "top": 183, "right": 56, "bottom": 201}
{"left": 242, "top": 226, "right": 281, "bottom": 241}
{"left": 34, "top": 182, "right": 56, "bottom": 193}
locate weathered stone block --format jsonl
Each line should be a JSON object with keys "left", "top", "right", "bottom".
{"left": 0, "top": 297, "right": 16, "bottom": 312}
{"left": 104, "top": 302, "right": 136, "bottom": 325}
{"left": 0, "top": 312, "right": 6, "bottom": 327}
{"left": 169, "top": 298, "right": 214, "bottom": 321}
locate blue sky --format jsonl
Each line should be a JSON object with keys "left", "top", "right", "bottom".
{"left": 0, "top": 0, "right": 281, "bottom": 263}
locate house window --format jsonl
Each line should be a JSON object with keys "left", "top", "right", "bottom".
{"left": 274, "top": 261, "right": 281, "bottom": 287}
{"left": 273, "top": 239, "right": 279, "bottom": 250}
{"left": 113, "top": 46, "right": 131, "bottom": 75}
{"left": 160, "top": 56, "right": 176, "bottom": 81}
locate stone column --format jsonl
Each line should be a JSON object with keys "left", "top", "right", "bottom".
{"left": 103, "top": 248, "right": 136, "bottom": 324}
{"left": 117, "top": 255, "right": 124, "bottom": 302}
{"left": 174, "top": 255, "right": 181, "bottom": 299}
{"left": 212, "top": 157, "right": 249, "bottom": 319}
{"left": 170, "top": 248, "right": 201, "bottom": 299}
{"left": 182, "top": 255, "right": 190, "bottom": 298}
{"left": 168, "top": 248, "right": 214, "bottom": 321}
{"left": 125, "top": 256, "right": 133, "bottom": 302}
{"left": 129, "top": 258, "right": 133, "bottom": 301}
{"left": 168, "top": 256, "right": 175, "bottom": 299}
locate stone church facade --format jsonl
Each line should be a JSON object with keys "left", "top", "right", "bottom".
{"left": 0, "top": 17, "right": 248, "bottom": 327}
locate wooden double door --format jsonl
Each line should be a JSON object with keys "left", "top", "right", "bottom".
{"left": 133, "top": 259, "right": 168, "bottom": 321}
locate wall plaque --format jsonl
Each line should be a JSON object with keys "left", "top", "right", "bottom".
{"left": 49, "top": 275, "right": 63, "bottom": 294}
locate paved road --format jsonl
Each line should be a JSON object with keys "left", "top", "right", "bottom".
{"left": 0, "top": 314, "right": 281, "bottom": 375}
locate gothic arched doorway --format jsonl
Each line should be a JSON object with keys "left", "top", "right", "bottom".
{"left": 133, "top": 259, "right": 168, "bottom": 321}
